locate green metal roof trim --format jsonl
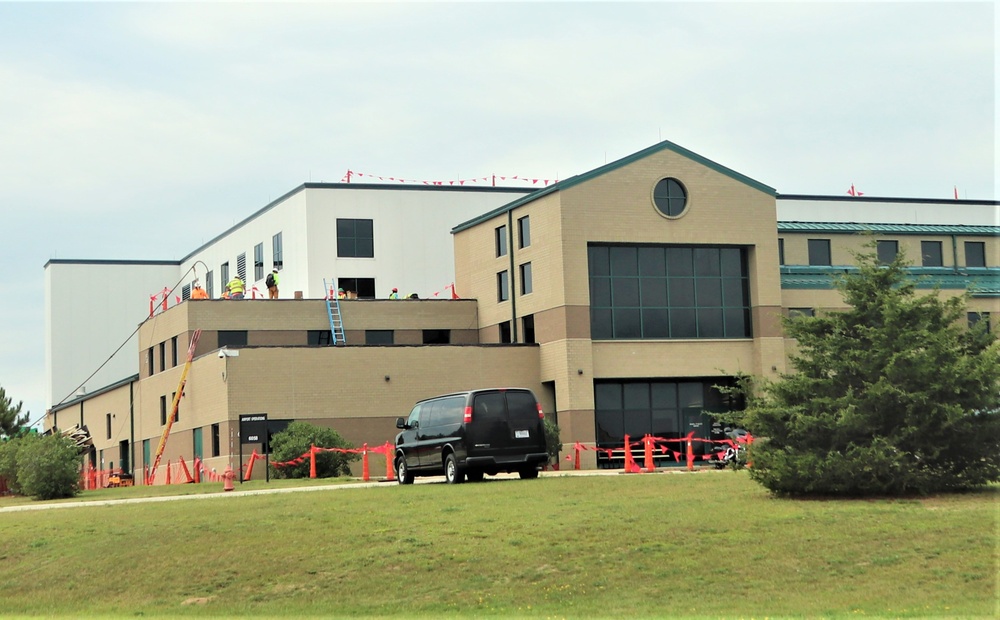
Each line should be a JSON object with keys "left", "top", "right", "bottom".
{"left": 781, "top": 266, "right": 999, "bottom": 296}
{"left": 452, "top": 140, "right": 777, "bottom": 233}
{"left": 778, "top": 222, "right": 1000, "bottom": 236}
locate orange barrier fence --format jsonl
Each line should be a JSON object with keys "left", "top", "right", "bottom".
{"left": 567, "top": 432, "right": 753, "bottom": 473}
{"left": 271, "top": 442, "right": 396, "bottom": 482}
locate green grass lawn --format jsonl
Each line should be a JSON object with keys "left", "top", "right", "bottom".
{"left": 1, "top": 471, "right": 996, "bottom": 618}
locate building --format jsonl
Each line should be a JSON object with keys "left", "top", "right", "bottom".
{"left": 45, "top": 139, "right": 999, "bottom": 479}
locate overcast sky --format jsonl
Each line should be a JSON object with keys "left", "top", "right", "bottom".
{"left": 1, "top": 1, "right": 996, "bottom": 426}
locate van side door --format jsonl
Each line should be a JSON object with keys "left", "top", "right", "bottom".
{"left": 399, "top": 404, "right": 422, "bottom": 471}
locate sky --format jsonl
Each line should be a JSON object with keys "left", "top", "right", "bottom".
{"left": 0, "top": 1, "right": 996, "bottom": 428}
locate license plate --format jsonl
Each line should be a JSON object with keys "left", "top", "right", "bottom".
{"left": 515, "top": 430, "right": 529, "bottom": 439}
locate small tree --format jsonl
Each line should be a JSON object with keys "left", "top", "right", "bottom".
{"left": 0, "top": 386, "right": 30, "bottom": 439}
{"left": 742, "top": 243, "right": 1000, "bottom": 496}
{"left": 543, "top": 416, "right": 562, "bottom": 465}
{"left": 0, "top": 436, "right": 24, "bottom": 494}
{"left": 268, "top": 421, "right": 358, "bottom": 479}
{"left": 16, "top": 434, "right": 81, "bottom": 500}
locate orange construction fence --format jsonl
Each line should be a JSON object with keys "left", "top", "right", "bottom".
{"left": 567, "top": 432, "right": 753, "bottom": 473}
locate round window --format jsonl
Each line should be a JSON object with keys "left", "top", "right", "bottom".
{"left": 652, "top": 178, "right": 688, "bottom": 218}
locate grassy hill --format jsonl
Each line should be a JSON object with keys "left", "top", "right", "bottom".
{"left": 1, "top": 471, "right": 996, "bottom": 618}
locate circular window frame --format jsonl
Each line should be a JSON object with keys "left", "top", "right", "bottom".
{"left": 651, "top": 177, "right": 689, "bottom": 219}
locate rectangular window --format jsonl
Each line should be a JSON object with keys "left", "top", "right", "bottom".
{"left": 308, "top": 330, "right": 333, "bottom": 345}
{"left": 789, "top": 308, "right": 815, "bottom": 318}
{"left": 965, "top": 241, "right": 986, "bottom": 267}
{"left": 171, "top": 336, "right": 178, "bottom": 368}
{"left": 422, "top": 329, "right": 450, "bottom": 344}
{"left": 807, "top": 239, "right": 831, "bottom": 266}
{"left": 877, "top": 240, "right": 898, "bottom": 265}
{"left": 211, "top": 423, "right": 220, "bottom": 457}
{"left": 522, "top": 314, "right": 535, "bottom": 344}
{"left": 778, "top": 238, "right": 785, "bottom": 266}
{"left": 518, "top": 216, "right": 531, "bottom": 249}
{"left": 497, "top": 270, "right": 509, "bottom": 302}
{"left": 273, "top": 232, "right": 284, "bottom": 270}
{"left": 193, "top": 427, "right": 203, "bottom": 461}
{"left": 337, "top": 277, "right": 375, "bottom": 299}
{"left": 588, "top": 244, "right": 751, "bottom": 340}
{"left": 499, "top": 321, "right": 512, "bottom": 343}
{"left": 106, "top": 413, "right": 112, "bottom": 440}
{"left": 254, "top": 242, "right": 264, "bottom": 282}
{"left": 206, "top": 270, "right": 214, "bottom": 298}
{"left": 365, "top": 330, "right": 394, "bottom": 345}
{"left": 921, "top": 241, "right": 943, "bottom": 267}
{"left": 221, "top": 262, "right": 229, "bottom": 287}
{"left": 158, "top": 343, "right": 165, "bottom": 373}
{"left": 160, "top": 395, "right": 167, "bottom": 426}
{"left": 218, "top": 330, "right": 248, "bottom": 347}
{"left": 968, "top": 312, "right": 991, "bottom": 333}
{"left": 337, "top": 219, "right": 374, "bottom": 258}
{"left": 147, "top": 348, "right": 154, "bottom": 375}
{"left": 495, "top": 225, "right": 507, "bottom": 257}
{"left": 143, "top": 439, "right": 150, "bottom": 468}
{"left": 181, "top": 284, "right": 191, "bottom": 300}
{"left": 237, "top": 253, "right": 247, "bottom": 282}
{"left": 520, "top": 262, "right": 533, "bottom": 295}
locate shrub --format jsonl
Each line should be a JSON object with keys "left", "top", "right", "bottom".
{"left": 543, "top": 416, "right": 562, "bottom": 465}
{"left": 268, "top": 421, "right": 358, "bottom": 479}
{"left": 16, "top": 434, "right": 81, "bottom": 500}
{"left": 0, "top": 436, "right": 24, "bottom": 494}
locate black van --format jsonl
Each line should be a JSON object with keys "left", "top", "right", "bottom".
{"left": 394, "top": 388, "right": 549, "bottom": 484}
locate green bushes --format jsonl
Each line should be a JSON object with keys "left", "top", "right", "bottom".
{"left": 543, "top": 416, "right": 562, "bottom": 465}
{"left": 0, "top": 434, "right": 81, "bottom": 500}
{"left": 268, "top": 421, "right": 358, "bottom": 479}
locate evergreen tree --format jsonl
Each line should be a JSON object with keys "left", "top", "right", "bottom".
{"left": 744, "top": 243, "right": 1000, "bottom": 496}
{"left": 0, "top": 385, "right": 30, "bottom": 439}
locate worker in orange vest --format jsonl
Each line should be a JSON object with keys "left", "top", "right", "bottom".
{"left": 191, "top": 283, "right": 209, "bottom": 299}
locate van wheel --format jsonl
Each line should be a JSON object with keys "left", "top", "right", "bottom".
{"left": 444, "top": 454, "right": 464, "bottom": 484}
{"left": 519, "top": 467, "right": 539, "bottom": 480}
{"left": 396, "top": 457, "right": 414, "bottom": 485}
{"left": 466, "top": 470, "right": 484, "bottom": 483}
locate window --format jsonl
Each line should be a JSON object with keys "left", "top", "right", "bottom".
{"left": 921, "top": 241, "right": 943, "bottom": 267}
{"left": 273, "top": 232, "right": 283, "bottom": 270}
{"left": 158, "top": 343, "right": 165, "bottom": 372}
{"left": 171, "top": 336, "right": 178, "bottom": 368}
{"left": 193, "top": 427, "right": 203, "bottom": 461}
{"left": 308, "top": 330, "right": 333, "bottom": 345}
{"left": 181, "top": 284, "right": 191, "bottom": 300}
{"left": 147, "top": 348, "right": 154, "bottom": 375}
{"left": 218, "top": 330, "right": 248, "bottom": 347}
{"left": 237, "top": 253, "right": 247, "bottom": 282}
{"left": 968, "top": 312, "right": 991, "bottom": 333}
{"left": 520, "top": 262, "right": 533, "bottom": 295}
{"left": 789, "top": 308, "right": 815, "bottom": 318}
{"left": 495, "top": 225, "right": 507, "bottom": 257}
{"left": 965, "top": 241, "right": 986, "bottom": 267}
{"left": 337, "top": 219, "right": 374, "bottom": 258}
{"left": 337, "top": 277, "right": 375, "bottom": 299}
{"left": 497, "top": 270, "right": 509, "bottom": 302}
{"left": 254, "top": 242, "right": 264, "bottom": 282}
{"left": 160, "top": 395, "right": 167, "bottom": 426}
{"left": 877, "top": 240, "right": 898, "bottom": 265}
{"left": 518, "top": 216, "right": 531, "bottom": 248}
{"left": 588, "top": 244, "right": 751, "bottom": 340}
{"left": 499, "top": 321, "right": 512, "bottom": 343}
{"left": 522, "top": 314, "right": 535, "bottom": 344}
{"left": 652, "top": 178, "right": 688, "bottom": 217}
{"left": 211, "top": 423, "right": 221, "bottom": 457}
{"left": 221, "top": 262, "right": 229, "bottom": 287}
{"left": 206, "top": 270, "right": 214, "bottom": 298}
{"left": 142, "top": 439, "right": 150, "bottom": 468}
{"left": 807, "top": 239, "right": 831, "bottom": 266}
{"left": 365, "top": 330, "right": 394, "bottom": 345}
{"left": 172, "top": 392, "right": 178, "bottom": 422}
{"left": 422, "top": 329, "right": 450, "bottom": 344}
{"left": 778, "top": 239, "right": 785, "bottom": 266}
{"left": 106, "top": 413, "right": 112, "bottom": 440}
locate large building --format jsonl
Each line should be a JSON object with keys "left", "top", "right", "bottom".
{"left": 45, "top": 140, "right": 999, "bottom": 479}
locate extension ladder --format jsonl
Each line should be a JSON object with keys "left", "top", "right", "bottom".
{"left": 322, "top": 278, "right": 346, "bottom": 346}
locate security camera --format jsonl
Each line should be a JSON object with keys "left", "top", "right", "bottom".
{"left": 218, "top": 350, "right": 226, "bottom": 359}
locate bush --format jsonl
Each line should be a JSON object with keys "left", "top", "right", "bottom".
{"left": 15, "top": 434, "right": 81, "bottom": 500}
{"left": 268, "top": 421, "right": 358, "bottom": 479}
{"left": 543, "top": 416, "right": 562, "bottom": 465}
{"left": 0, "top": 436, "right": 24, "bottom": 494}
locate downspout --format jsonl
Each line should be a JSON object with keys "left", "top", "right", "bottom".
{"left": 129, "top": 381, "right": 135, "bottom": 478}
{"left": 950, "top": 235, "right": 959, "bottom": 273}
{"left": 508, "top": 209, "right": 518, "bottom": 342}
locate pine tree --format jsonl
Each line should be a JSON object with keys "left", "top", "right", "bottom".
{"left": 744, "top": 243, "right": 1000, "bottom": 496}
{"left": 0, "top": 386, "right": 30, "bottom": 439}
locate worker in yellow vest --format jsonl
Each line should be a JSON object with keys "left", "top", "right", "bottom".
{"left": 227, "top": 276, "right": 245, "bottom": 300}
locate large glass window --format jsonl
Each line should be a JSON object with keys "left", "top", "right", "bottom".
{"left": 518, "top": 216, "right": 531, "bottom": 248}
{"left": 588, "top": 244, "right": 751, "bottom": 340}
{"left": 308, "top": 330, "right": 333, "bottom": 345}
{"left": 877, "top": 240, "right": 898, "bottom": 265}
{"left": 272, "top": 232, "right": 283, "bottom": 270}
{"left": 965, "top": 241, "right": 986, "bottom": 267}
{"left": 254, "top": 243, "right": 264, "bottom": 281}
{"left": 337, "top": 277, "right": 375, "bottom": 299}
{"left": 496, "top": 224, "right": 508, "bottom": 257}
{"left": 337, "top": 219, "right": 374, "bottom": 258}
{"left": 921, "top": 241, "right": 943, "bottom": 267}
{"left": 807, "top": 239, "right": 831, "bottom": 266}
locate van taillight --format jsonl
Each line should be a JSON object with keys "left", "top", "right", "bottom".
{"left": 463, "top": 406, "right": 472, "bottom": 423}
{"left": 537, "top": 402, "right": 544, "bottom": 419}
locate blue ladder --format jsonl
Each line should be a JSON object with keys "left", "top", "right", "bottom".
{"left": 323, "top": 278, "right": 346, "bottom": 346}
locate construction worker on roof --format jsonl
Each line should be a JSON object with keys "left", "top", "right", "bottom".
{"left": 337, "top": 288, "right": 346, "bottom": 299}
{"left": 389, "top": 287, "right": 399, "bottom": 300}
{"left": 191, "top": 282, "right": 208, "bottom": 299}
{"left": 227, "top": 276, "right": 245, "bottom": 300}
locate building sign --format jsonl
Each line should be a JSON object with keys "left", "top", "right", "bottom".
{"left": 239, "top": 414, "right": 268, "bottom": 446}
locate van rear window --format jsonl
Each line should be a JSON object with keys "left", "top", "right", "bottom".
{"left": 473, "top": 393, "right": 506, "bottom": 423}
{"left": 506, "top": 391, "right": 539, "bottom": 422}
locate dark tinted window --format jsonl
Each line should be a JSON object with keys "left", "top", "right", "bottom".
{"left": 434, "top": 397, "right": 465, "bottom": 426}
{"left": 337, "top": 219, "right": 374, "bottom": 258}
{"left": 518, "top": 216, "right": 530, "bottom": 248}
{"left": 422, "top": 329, "right": 450, "bottom": 344}
{"left": 652, "top": 178, "right": 687, "bottom": 217}
{"left": 506, "top": 391, "right": 538, "bottom": 422}
{"left": 365, "top": 330, "right": 394, "bottom": 345}
{"left": 965, "top": 241, "right": 986, "bottom": 267}
{"left": 495, "top": 225, "right": 507, "bottom": 257}
{"left": 921, "top": 241, "right": 943, "bottom": 267}
{"left": 877, "top": 240, "right": 898, "bottom": 265}
{"left": 473, "top": 392, "right": 506, "bottom": 424}
{"left": 218, "top": 331, "right": 247, "bottom": 347}
{"left": 808, "top": 239, "right": 831, "bottom": 266}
